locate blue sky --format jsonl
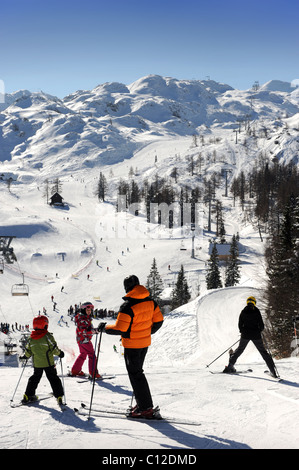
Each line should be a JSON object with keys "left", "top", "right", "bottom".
{"left": 1, "top": 0, "right": 298, "bottom": 97}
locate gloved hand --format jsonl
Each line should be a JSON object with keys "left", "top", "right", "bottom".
{"left": 59, "top": 351, "right": 65, "bottom": 358}
{"left": 98, "top": 322, "right": 107, "bottom": 332}
{"left": 19, "top": 355, "right": 27, "bottom": 361}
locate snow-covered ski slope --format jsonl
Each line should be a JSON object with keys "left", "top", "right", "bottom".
{"left": 1, "top": 100, "right": 299, "bottom": 449}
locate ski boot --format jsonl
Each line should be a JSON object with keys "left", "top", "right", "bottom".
{"left": 57, "top": 396, "right": 64, "bottom": 405}
{"left": 223, "top": 364, "right": 237, "bottom": 374}
{"left": 88, "top": 373, "right": 102, "bottom": 380}
{"left": 128, "top": 405, "right": 162, "bottom": 420}
{"left": 21, "top": 394, "right": 38, "bottom": 404}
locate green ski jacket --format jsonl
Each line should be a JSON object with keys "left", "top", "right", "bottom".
{"left": 24, "top": 331, "right": 62, "bottom": 368}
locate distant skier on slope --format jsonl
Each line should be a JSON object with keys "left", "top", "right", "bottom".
{"left": 223, "top": 296, "right": 278, "bottom": 377}
{"left": 104, "top": 275, "right": 164, "bottom": 419}
{"left": 70, "top": 302, "right": 101, "bottom": 379}
{"left": 20, "top": 316, "right": 65, "bottom": 405}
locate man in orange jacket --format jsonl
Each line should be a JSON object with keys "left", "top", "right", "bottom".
{"left": 105, "top": 275, "right": 164, "bottom": 419}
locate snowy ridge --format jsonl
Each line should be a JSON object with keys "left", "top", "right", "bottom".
{"left": 0, "top": 75, "right": 298, "bottom": 177}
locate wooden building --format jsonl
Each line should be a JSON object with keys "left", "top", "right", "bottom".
{"left": 50, "top": 192, "right": 64, "bottom": 206}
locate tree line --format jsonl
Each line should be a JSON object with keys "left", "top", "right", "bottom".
{"left": 96, "top": 158, "right": 299, "bottom": 357}
{"left": 96, "top": 170, "right": 224, "bottom": 230}
{"left": 232, "top": 159, "right": 299, "bottom": 357}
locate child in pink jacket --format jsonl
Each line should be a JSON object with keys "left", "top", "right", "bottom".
{"left": 70, "top": 302, "right": 101, "bottom": 378}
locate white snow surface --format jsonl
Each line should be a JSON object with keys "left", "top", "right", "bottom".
{"left": 0, "top": 77, "right": 299, "bottom": 450}
{"left": 1, "top": 174, "right": 298, "bottom": 451}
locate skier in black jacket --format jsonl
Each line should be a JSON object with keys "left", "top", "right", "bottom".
{"left": 223, "top": 296, "right": 278, "bottom": 377}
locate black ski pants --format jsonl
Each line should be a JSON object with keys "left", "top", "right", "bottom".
{"left": 25, "top": 365, "right": 64, "bottom": 398}
{"left": 229, "top": 337, "right": 276, "bottom": 373}
{"left": 124, "top": 347, "right": 153, "bottom": 411}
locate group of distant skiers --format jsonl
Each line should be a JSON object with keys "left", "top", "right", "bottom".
{"left": 19, "top": 279, "right": 278, "bottom": 417}
{"left": 1, "top": 322, "right": 30, "bottom": 334}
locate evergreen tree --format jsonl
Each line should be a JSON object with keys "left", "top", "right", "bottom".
{"left": 97, "top": 172, "right": 107, "bottom": 202}
{"left": 206, "top": 243, "right": 222, "bottom": 289}
{"left": 171, "top": 265, "right": 191, "bottom": 310}
{"left": 265, "top": 196, "right": 299, "bottom": 357}
{"left": 225, "top": 235, "right": 241, "bottom": 287}
{"left": 117, "top": 178, "right": 129, "bottom": 210}
{"left": 129, "top": 180, "right": 141, "bottom": 204}
{"left": 215, "top": 200, "right": 224, "bottom": 238}
{"left": 146, "top": 258, "right": 164, "bottom": 301}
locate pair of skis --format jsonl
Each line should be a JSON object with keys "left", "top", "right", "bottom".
{"left": 10, "top": 393, "right": 67, "bottom": 410}
{"left": 74, "top": 402, "right": 201, "bottom": 426}
{"left": 209, "top": 368, "right": 283, "bottom": 382}
{"left": 10, "top": 396, "right": 200, "bottom": 426}
{"left": 209, "top": 368, "right": 253, "bottom": 375}
{"left": 66, "top": 372, "right": 115, "bottom": 383}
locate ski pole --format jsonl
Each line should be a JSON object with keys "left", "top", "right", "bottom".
{"left": 10, "top": 358, "right": 28, "bottom": 404}
{"left": 91, "top": 330, "right": 99, "bottom": 381}
{"left": 262, "top": 333, "right": 280, "bottom": 378}
{"left": 88, "top": 324, "right": 105, "bottom": 420}
{"left": 130, "top": 392, "right": 135, "bottom": 410}
{"left": 206, "top": 338, "right": 240, "bottom": 368}
{"left": 60, "top": 358, "right": 66, "bottom": 405}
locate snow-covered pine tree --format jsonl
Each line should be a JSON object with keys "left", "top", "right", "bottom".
{"left": 225, "top": 234, "right": 241, "bottom": 287}
{"left": 206, "top": 243, "right": 222, "bottom": 290}
{"left": 171, "top": 265, "right": 191, "bottom": 310}
{"left": 146, "top": 258, "right": 164, "bottom": 301}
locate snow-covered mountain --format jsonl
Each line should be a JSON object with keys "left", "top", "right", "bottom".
{"left": 0, "top": 75, "right": 298, "bottom": 178}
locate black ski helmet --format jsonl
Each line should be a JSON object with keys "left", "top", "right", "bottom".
{"left": 124, "top": 275, "right": 140, "bottom": 293}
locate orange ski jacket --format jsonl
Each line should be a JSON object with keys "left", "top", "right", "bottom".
{"left": 105, "top": 285, "right": 164, "bottom": 348}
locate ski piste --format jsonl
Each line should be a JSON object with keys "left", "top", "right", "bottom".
{"left": 75, "top": 402, "right": 201, "bottom": 426}
{"left": 10, "top": 393, "right": 54, "bottom": 408}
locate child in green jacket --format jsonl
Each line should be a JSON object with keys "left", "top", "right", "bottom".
{"left": 21, "top": 315, "right": 65, "bottom": 404}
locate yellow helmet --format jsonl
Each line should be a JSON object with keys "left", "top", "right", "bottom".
{"left": 247, "top": 296, "right": 256, "bottom": 306}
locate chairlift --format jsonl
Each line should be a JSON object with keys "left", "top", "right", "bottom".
{"left": 11, "top": 273, "right": 29, "bottom": 296}
{"left": 11, "top": 283, "right": 29, "bottom": 296}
